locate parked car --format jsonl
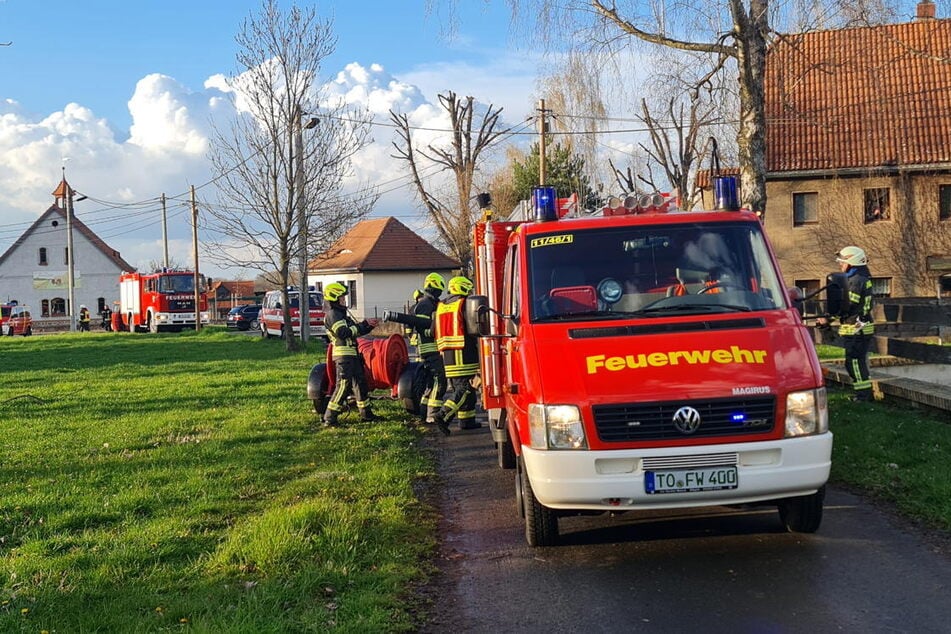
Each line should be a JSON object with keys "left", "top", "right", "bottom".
{"left": 225, "top": 304, "right": 262, "bottom": 331}
{"left": 1, "top": 304, "right": 33, "bottom": 336}
{"left": 259, "top": 289, "right": 325, "bottom": 338}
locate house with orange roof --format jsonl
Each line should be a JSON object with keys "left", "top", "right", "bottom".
{"left": 308, "top": 217, "right": 461, "bottom": 320}
{"left": 762, "top": 0, "right": 951, "bottom": 298}
{"left": 0, "top": 179, "right": 135, "bottom": 322}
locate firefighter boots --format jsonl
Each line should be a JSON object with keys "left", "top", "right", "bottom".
{"left": 360, "top": 408, "right": 381, "bottom": 422}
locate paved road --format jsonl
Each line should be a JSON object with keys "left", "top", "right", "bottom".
{"left": 422, "top": 426, "right": 951, "bottom": 634}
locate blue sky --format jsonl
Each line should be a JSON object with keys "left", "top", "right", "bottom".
{"left": 0, "top": 0, "right": 550, "bottom": 278}
{"left": 1, "top": 0, "right": 529, "bottom": 136}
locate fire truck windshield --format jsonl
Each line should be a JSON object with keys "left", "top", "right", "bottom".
{"left": 528, "top": 221, "right": 785, "bottom": 321}
{"left": 159, "top": 275, "right": 196, "bottom": 294}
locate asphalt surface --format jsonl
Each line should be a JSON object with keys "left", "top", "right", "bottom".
{"left": 421, "top": 425, "right": 951, "bottom": 634}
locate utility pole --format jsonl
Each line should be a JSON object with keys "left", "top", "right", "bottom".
{"left": 161, "top": 193, "right": 169, "bottom": 269}
{"left": 294, "top": 109, "right": 317, "bottom": 343}
{"left": 538, "top": 98, "right": 548, "bottom": 186}
{"left": 191, "top": 185, "right": 201, "bottom": 331}
{"left": 65, "top": 170, "right": 77, "bottom": 332}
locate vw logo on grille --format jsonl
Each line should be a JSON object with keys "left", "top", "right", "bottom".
{"left": 672, "top": 406, "right": 702, "bottom": 434}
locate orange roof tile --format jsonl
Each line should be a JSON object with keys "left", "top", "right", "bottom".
{"left": 311, "top": 217, "right": 460, "bottom": 272}
{"left": 765, "top": 17, "right": 951, "bottom": 173}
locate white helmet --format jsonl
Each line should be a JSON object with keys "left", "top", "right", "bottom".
{"left": 835, "top": 246, "right": 867, "bottom": 267}
{"left": 80, "top": 304, "right": 87, "bottom": 309}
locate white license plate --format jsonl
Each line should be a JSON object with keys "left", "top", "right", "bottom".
{"left": 645, "top": 466, "right": 738, "bottom": 494}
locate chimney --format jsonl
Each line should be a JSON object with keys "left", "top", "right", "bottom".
{"left": 917, "top": 0, "right": 936, "bottom": 21}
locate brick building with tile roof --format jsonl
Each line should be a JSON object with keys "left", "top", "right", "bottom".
{"left": 762, "top": 0, "right": 951, "bottom": 297}
{"left": 208, "top": 280, "right": 261, "bottom": 319}
{"left": 308, "top": 216, "right": 460, "bottom": 320}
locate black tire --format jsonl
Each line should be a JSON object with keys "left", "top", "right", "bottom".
{"left": 148, "top": 313, "right": 159, "bottom": 334}
{"left": 778, "top": 486, "right": 825, "bottom": 533}
{"left": 498, "top": 437, "right": 516, "bottom": 470}
{"left": 307, "top": 363, "right": 331, "bottom": 415}
{"left": 128, "top": 314, "right": 136, "bottom": 333}
{"left": 24, "top": 326, "right": 32, "bottom": 337}
{"left": 519, "top": 456, "right": 558, "bottom": 547}
{"left": 248, "top": 319, "right": 259, "bottom": 331}
{"left": 397, "top": 362, "right": 430, "bottom": 414}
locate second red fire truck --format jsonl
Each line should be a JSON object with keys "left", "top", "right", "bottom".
{"left": 116, "top": 269, "right": 210, "bottom": 333}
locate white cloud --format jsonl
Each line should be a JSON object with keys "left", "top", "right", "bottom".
{"left": 0, "top": 58, "right": 538, "bottom": 280}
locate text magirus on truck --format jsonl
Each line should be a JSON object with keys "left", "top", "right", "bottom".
{"left": 469, "top": 180, "right": 831, "bottom": 547}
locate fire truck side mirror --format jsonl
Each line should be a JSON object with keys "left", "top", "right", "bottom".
{"left": 464, "top": 295, "right": 490, "bottom": 336}
{"left": 824, "top": 272, "right": 849, "bottom": 316}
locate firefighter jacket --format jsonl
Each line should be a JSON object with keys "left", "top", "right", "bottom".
{"left": 435, "top": 294, "right": 479, "bottom": 378}
{"left": 408, "top": 291, "right": 440, "bottom": 357}
{"left": 79, "top": 307, "right": 90, "bottom": 324}
{"left": 324, "top": 301, "right": 372, "bottom": 359}
{"left": 835, "top": 266, "right": 874, "bottom": 336}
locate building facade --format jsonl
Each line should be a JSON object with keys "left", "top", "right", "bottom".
{"left": 0, "top": 180, "right": 135, "bottom": 322}
{"left": 761, "top": 2, "right": 951, "bottom": 298}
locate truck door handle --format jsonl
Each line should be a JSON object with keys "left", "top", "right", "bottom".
{"left": 507, "top": 383, "right": 519, "bottom": 394}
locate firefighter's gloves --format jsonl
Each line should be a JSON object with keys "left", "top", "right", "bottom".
{"left": 357, "top": 320, "right": 373, "bottom": 335}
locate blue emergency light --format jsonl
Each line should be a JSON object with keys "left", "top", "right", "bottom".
{"left": 532, "top": 186, "right": 558, "bottom": 222}
{"left": 714, "top": 175, "right": 740, "bottom": 211}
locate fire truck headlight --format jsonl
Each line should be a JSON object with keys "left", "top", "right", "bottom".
{"left": 528, "top": 404, "right": 587, "bottom": 450}
{"left": 785, "top": 388, "right": 828, "bottom": 437}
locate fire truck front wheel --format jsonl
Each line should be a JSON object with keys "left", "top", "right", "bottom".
{"left": 148, "top": 313, "right": 159, "bottom": 334}
{"left": 518, "top": 455, "right": 559, "bottom": 547}
{"left": 778, "top": 485, "right": 825, "bottom": 533}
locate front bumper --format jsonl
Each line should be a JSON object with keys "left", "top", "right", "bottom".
{"left": 522, "top": 433, "right": 832, "bottom": 511}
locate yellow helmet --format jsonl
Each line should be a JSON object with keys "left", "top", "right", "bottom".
{"left": 324, "top": 282, "right": 348, "bottom": 302}
{"left": 424, "top": 272, "right": 446, "bottom": 292}
{"left": 448, "top": 276, "right": 473, "bottom": 296}
{"left": 835, "top": 246, "right": 868, "bottom": 267}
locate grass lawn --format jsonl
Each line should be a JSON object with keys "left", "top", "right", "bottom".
{"left": 0, "top": 332, "right": 948, "bottom": 632}
{"left": 0, "top": 329, "right": 436, "bottom": 633}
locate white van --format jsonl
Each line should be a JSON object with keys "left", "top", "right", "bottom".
{"left": 259, "top": 289, "right": 326, "bottom": 338}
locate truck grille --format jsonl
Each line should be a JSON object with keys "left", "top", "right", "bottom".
{"left": 168, "top": 299, "right": 195, "bottom": 311}
{"left": 593, "top": 396, "right": 776, "bottom": 442}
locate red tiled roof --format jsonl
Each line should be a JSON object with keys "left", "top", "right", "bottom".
{"left": 311, "top": 217, "right": 460, "bottom": 272}
{"left": 765, "top": 17, "right": 951, "bottom": 173}
{"left": 0, "top": 204, "right": 136, "bottom": 271}
{"left": 211, "top": 280, "right": 257, "bottom": 299}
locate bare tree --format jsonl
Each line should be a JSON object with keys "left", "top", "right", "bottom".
{"left": 390, "top": 91, "right": 506, "bottom": 270}
{"left": 205, "top": 0, "right": 374, "bottom": 351}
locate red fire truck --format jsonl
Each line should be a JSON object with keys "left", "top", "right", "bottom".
{"left": 117, "top": 270, "right": 210, "bottom": 333}
{"left": 469, "top": 186, "right": 832, "bottom": 546}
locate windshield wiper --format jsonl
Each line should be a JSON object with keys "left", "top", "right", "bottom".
{"left": 634, "top": 304, "right": 751, "bottom": 316}
{"left": 534, "top": 310, "right": 618, "bottom": 321}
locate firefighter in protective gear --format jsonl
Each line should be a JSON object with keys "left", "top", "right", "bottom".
{"left": 434, "top": 275, "right": 481, "bottom": 434}
{"left": 818, "top": 246, "right": 875, "bottom": 402}
{"left": 322, "top": 282, "right": 379, "bottom": 426}
{"left": 78, "top": 305, "right": 91, "bottom": 332}
{"left": 382, "top": 274, "right": 449, "bottom": 425}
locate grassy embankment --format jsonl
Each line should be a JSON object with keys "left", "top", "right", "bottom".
{"left": 0, "top": 334, "right": 947, "bottom": 631}
{"left": 815, "top": 343, "right": 951, "bottom": 526}
{"left": 0, "top": 330, "right": 435, "bottom": 632}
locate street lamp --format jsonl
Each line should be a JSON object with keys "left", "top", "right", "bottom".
{"left": 62, "top": 165, "right": 87, "bottom": 333}
{"left": 295, "top": 110, "right": 318, "bottom": 343}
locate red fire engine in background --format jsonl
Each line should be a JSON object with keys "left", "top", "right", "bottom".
{"left": 115, "top": 270, "right": 210, "bottom": 333}
{"left": 469, "top": 184, "right": 832, "bottom": 546}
